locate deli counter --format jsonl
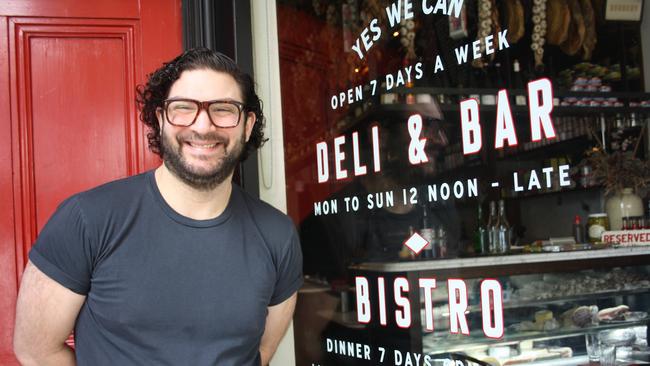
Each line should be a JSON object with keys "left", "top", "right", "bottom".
{"left": 348, "top": 246, "right": 650, "bottom": 365}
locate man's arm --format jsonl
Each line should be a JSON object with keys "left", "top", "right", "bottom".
{"left": 259, "top": 292, "right": 298, "bottom": 366}
{"left": 14, "top": 261, "right": 86, "bottom": 366}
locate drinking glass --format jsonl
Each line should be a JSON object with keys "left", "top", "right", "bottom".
{"left": 598, "top": 328, "right": 636, "bottom": 366}
{"left": 585, "top": 332, "right": 600, "bottom": 362}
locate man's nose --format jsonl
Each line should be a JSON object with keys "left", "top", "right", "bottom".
{"left": 192, "top": 109, "right": 216, "bottom": 132}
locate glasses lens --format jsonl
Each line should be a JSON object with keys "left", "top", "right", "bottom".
{"left": 208, "top": 102, "right": 241, "bottom": 127}
{"left": 166, "top": 100, "right": 198, "bottom": 126}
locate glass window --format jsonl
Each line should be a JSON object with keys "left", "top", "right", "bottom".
{"left": 275, "top": 1, "right": 650, "bottom": 364}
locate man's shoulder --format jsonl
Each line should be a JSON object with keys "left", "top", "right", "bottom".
{"left": 234, "top": 186, "right": 293, "bottom": 225}
{"left": 72, "top": 171, "right": 150, "bottom": 211}
{"left": 233, "top": 186, "right": 295, "bottom": 239}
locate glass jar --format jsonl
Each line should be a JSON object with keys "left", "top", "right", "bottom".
{"left": 588, "top": 213, "right": 609, "bottom": 243}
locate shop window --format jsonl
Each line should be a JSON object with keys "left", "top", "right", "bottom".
{"left": 275, "top": 1, "right": 650, "bottom": 364}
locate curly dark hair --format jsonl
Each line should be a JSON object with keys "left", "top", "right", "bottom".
{"left": 136, "top": 47, "right": 266, "bottom": 161}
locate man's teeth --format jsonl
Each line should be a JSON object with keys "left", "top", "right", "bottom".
{"left": 189, "top": 142, "right": 218, "bottom": 148}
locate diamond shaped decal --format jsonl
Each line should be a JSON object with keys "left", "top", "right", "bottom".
{"left": 404, "top": 232, "right": 428, "bottom": 255}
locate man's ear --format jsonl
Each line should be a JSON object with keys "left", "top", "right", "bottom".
{"left": 156, "top": 108, "right": 164, "bottom": 130}
{"left": 244, "top": 111, "right": 256, "bottom": 142}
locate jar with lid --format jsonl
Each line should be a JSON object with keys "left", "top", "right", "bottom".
{"left": 587, "top": 214, "right": 609, "bottom": 243}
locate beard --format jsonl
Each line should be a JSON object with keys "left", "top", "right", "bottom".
{"left": 380, "top": 152, "right": 438, "bottom": 186}
{"left": 160, "top": 126, "right": 246, "bottom": 191}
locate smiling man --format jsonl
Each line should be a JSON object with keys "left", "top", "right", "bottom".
{"left": 13, "top": 48, "right": 303, "bottom": 366}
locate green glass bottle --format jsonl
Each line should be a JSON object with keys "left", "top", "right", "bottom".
{"left": 474, "top": 203, "right": 488, "bottom": 255}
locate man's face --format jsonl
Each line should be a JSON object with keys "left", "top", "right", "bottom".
{"left": 157, "top": 69, "right": 256, "bottom": 190}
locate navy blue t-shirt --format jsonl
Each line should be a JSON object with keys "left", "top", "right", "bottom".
{"left": 29, "top": 170, "right": 303, "bottom": 366}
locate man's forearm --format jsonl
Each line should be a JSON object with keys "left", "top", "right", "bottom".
{"left": 16, "top": 345, "right": 76, "bottom": 366}
{"left": 259, "top": 294, "right": 297, "bottom": 366}
{"left": 259, "top": 347, "right": 271, "bottom": 366}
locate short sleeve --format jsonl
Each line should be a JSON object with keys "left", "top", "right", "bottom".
{"left": 269, "top": 225, "right": 303, "bottom": 306}
{"left": 29, "top": 196, "right": 94, "bottom": 295}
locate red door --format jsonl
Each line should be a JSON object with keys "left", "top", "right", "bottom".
{"left": 0, "top": 0, "right": 182, "bottom": 362}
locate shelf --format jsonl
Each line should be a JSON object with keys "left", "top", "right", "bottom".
{"left": 349, "top": 245, "right": 650, "bottom": 274}
{"left": 495, "top": 135, "right": 592, "bottom": 161}
{"left": 348, "top": 103, "right": 450, "bottom": 128}
{"left": 435, "top": 104, "right": 650, "bottom": 116}
{"left": 369, "top": 88, "right": 650, "bottom": 117}
{"left": 330, "top": 83, "right": 650, "bottom": 139}
{"left": 499, "top": 184, "right": 602, "bottom": 202}
{"left": 423, "top": 320, "right": 648, "bottom": 353}
{"left": 435, "top": 158, "right": 485, "bottom": 179}
{"left": 480, "top": 287, "right": 650, "bottom": 313}
{"left": 403, "top": 87, "right": 650, "bottom": 100}
{"left": 343, "top": 102, "right": 650, "bottom": 135}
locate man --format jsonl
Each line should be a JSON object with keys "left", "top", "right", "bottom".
{"left": 301, "top": 103, "right": 458, "bottom": 278}
{"left": 13, "top": 48, "right": 303, "bottom": 366}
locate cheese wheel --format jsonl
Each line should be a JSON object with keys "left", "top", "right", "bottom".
{"left": 535, "top": 309, "right": 553, "bottom": 323}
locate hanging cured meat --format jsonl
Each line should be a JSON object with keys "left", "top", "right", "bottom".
{"left": 581, "top": 0, "right": 597, "bottom": 60}
{"left": 504, "top": 0, "right": 525, "bottom": 44}
{"left": 546, "top": 0, "right": 570, "bottom": 45}
{"left": 560, "top": 0, "right": 586, "bottom": 55}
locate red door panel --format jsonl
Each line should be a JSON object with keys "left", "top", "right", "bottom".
{"left": 10, "top": 18, "right": 143, "bottom": 268}
{"left": 30, "top": 36, "right": 131, "bottom": 229}
{"left": 0, "top": 1, "right": 182, "bottom": 362}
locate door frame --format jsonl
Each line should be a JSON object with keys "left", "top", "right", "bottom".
{"left": 182, "top": 0, "right": 260, "bottom": 197}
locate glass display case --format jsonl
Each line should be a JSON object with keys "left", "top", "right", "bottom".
{"left": 347, "top": 248, "right": 650, "bottom": 365}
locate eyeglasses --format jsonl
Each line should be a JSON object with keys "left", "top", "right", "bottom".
{"left": 163, "top": 98, "right": 245, "bottom": 128}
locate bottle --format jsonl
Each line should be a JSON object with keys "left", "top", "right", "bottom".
{"left": 469, "top": 67, "right": 483, "bottom": 102}
{"left": 496, "top": 200, "right": 511, "bottom": 254}
{"left": 420, "top": 209, "right": 435, "bottom": 259}
{"left": 622, "top": 217, "right": 630, "bottom": 231}
{"left": 438, "top": 227, "right": 447, "bottom": 258}
{"left": 512, "top": 59, "right": 527, "bottom": 106}
{"left": 573, "top": 215, "right": 585, "bottom": 243}
{"left": 487, "top": 201, "right": 498, "bottom": 254}
{"left": 405, "top": 80, "right": 416, "bottom": 105}
{"left": 434, "top": 60, "right": 453, "bottom": 104}
{"left": 474, "top": 204, "right": 489, "bottom": 254}
{"left": 400, "top": 226, "right": 416, "bottom": 259}
{"left": 380, "top": 82, "right": 397, "bottom": 104}
{"left": 480, "top": 66, "right": 496, "bottom": 105}
{"left": 495, "top": 62, "right": 506, "bottom": 88}
{"left": 610, "top": 114, "right": 625, "bottom": 151}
